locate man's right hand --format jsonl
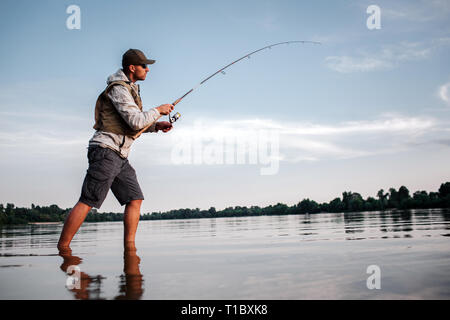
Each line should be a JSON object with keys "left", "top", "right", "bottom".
{"left": 156, "top": 104, "right": 174, "bottom": 115}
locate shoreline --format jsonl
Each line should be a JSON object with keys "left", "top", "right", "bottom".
{"left": 28, "top": 222, "right": 63, "bottom": 225}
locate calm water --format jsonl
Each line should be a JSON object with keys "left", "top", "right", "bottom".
{"left": 1, "top": 209, "right": 450, "bottom": 299}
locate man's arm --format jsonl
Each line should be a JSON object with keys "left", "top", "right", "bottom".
{"left": 107, "top": 85, "right": 161, "bottom": 131}
{"left": 144, "top": 122, "right": 157, "bottom": 133}
{"left": 144, "top": 121, "right": 173, "bottom": 133}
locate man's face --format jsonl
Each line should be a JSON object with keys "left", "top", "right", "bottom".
{"left": 134, "top": 64, "right": 149, "bottom": 80}
{"left": 129, "top": 64, "right": 149, "bottom": 81}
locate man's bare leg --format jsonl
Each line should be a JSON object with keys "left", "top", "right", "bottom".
{"left": 57, "top": 201, "right": 92, "bottom": 250}
{"left": 123, "top": 199, "right": 142, "bottom": 243}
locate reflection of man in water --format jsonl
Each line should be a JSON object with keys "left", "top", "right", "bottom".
{"left": 115, "top": 243, "right": 144, "bottom": 300}
{"left": 59, "top": 247, "right": 104, "bottom": 300}
{"left": 59, "top": 244, "right": 143, "bottom": 300}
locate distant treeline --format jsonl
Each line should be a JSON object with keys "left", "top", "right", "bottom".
{"left": 1, "top": 182, "right": 450, "bottom": 225}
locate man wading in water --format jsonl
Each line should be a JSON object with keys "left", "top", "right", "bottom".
{"left": 57, "top": 49, "right": 174, "bottom": 250}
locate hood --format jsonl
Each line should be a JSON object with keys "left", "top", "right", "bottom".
{"left": 106, "top": 69, "right": 130, "bottom": 85}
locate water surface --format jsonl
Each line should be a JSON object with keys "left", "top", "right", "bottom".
{"left": 1, "top": 209, "right": 450, "bottom": 299}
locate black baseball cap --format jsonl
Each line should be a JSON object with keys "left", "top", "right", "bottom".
{"left": 122, "top": 49, "right": 156, "bottom": 67}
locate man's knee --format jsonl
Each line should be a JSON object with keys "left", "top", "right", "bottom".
{"left": 126, "top": 199, "right": 143, "bottom": 208}
{"left": 76, "top": 201, "right": 93, "bottom": 211}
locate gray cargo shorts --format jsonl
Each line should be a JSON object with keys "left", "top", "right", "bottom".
{"left": 79, "top": 146, "right": 144, "bottom": 209}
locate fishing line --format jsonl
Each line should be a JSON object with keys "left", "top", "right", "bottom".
{"left": 137, "top": 40, "right": 321, "bottom": 135}
{"left": 168, "top": 40, "right": 321, "bottom": 123}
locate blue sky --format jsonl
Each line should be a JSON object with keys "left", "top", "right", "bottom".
{"left": 0, "top": 0, "right": 450, "bottom": 213}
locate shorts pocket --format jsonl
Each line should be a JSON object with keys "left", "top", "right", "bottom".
{"left": 82, "top": 158, "right": 117, "bottom": 206}
{"left": 87, "top": 154, "right": 118, "bottom": 181}
{"left": 88, "top": 147, "right": 109, "bottom": 163}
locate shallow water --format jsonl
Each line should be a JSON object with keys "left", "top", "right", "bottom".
{"left": 1, "top": 209, "right": 450, "bottom": 299}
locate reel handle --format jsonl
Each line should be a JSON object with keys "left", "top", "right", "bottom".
{"left": 168, "top": 99, "right": 182, "bottom": 123}
{"left": 169, "top": 112, "right": 181, "bottom": 123}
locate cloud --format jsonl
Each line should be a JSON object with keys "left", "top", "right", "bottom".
{"left": 272, "top": 114, "right": 437, "bottom": 161}
{"left": 133, "top": 114, "right": 441, "bottom": 164}
{"left": 0, "top": 112, "right": 444, "bottom": 166}
{"left": 382, "top": 0, "right": 450, "bottom": 22}
{"left": 224, "top": 116, "right": 434, "bottom": 135}
{"left": 325, "top": 41, "right": 435, "bottom": 73}
{"left": 325, "top": 55, "right": 391, "bottom": 73}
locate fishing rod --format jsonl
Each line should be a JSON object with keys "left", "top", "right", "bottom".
{"left": 137, "top": 40, "right": 321, "bottom": 135}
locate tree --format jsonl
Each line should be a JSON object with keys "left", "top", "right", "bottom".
{"left": 377, "top": 189, "right": 388, "bottom": 209}
{"left": 398, "top": 186, "right": 410, "bottom": 201}
{"left": 398, "top": 186, "right": 411, "bottom": 209}
{"left": 429, "top": 192, "right": 441, "bottom": 208}
{"left": 342, "top": 191, "right": 352, "bottom": 210}
{"left": 439, "top": 182, "right": 450, "bottom": 198}
{"left": 388, "top": 188, "right": 399, "bottom": 208}
{"left": 250, "top": 206, "right": 262, "bottom": 216}
{"left": 0, "top": 204, "right": 5, "bottom": 225}
{"left": 413, "top": 191, "right": 429, "bottom": 208}
{"left": 297, "top": 199, "right": 319, "bottom": 213}
{"left": 273, "top": 203, "right": 288, "bottom": 215}
{"left": 5, "top": 203, "right": 15, "bottom": 215}
{"left": 328, "top": 198, "right": 345, "bottom": 212}
{"left": 342, "top": 192, "right": 364, "bottom": 211}
{"left": 364, "top": 197, "right": 378, "bottom": 211}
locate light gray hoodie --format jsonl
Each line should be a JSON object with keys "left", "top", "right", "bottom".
{"left": 88, "top": 69, "right": 162, "bottom": 158}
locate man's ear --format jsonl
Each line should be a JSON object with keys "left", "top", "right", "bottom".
{"left": 128, "top": 65, "right": 136, "bottom": 74}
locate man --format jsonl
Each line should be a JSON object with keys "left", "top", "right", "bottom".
{"left": 57, "top": 49, "right": 173, "bottom": 250}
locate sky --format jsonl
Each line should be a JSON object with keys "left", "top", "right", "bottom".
{"left": 0, "top": 0, "right": 450, "bottom": 213}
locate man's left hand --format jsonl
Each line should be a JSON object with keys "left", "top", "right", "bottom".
{"left": 155, "top": 121, "right": 173, "bottom": 133}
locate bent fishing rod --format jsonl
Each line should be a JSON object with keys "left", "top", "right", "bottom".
{"left": 137, "top": 40, "right": 321, "bottom": 135}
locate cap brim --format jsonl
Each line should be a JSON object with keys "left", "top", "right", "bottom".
{"left": 146, "top": 59, "right": 156, "bottom": 64}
